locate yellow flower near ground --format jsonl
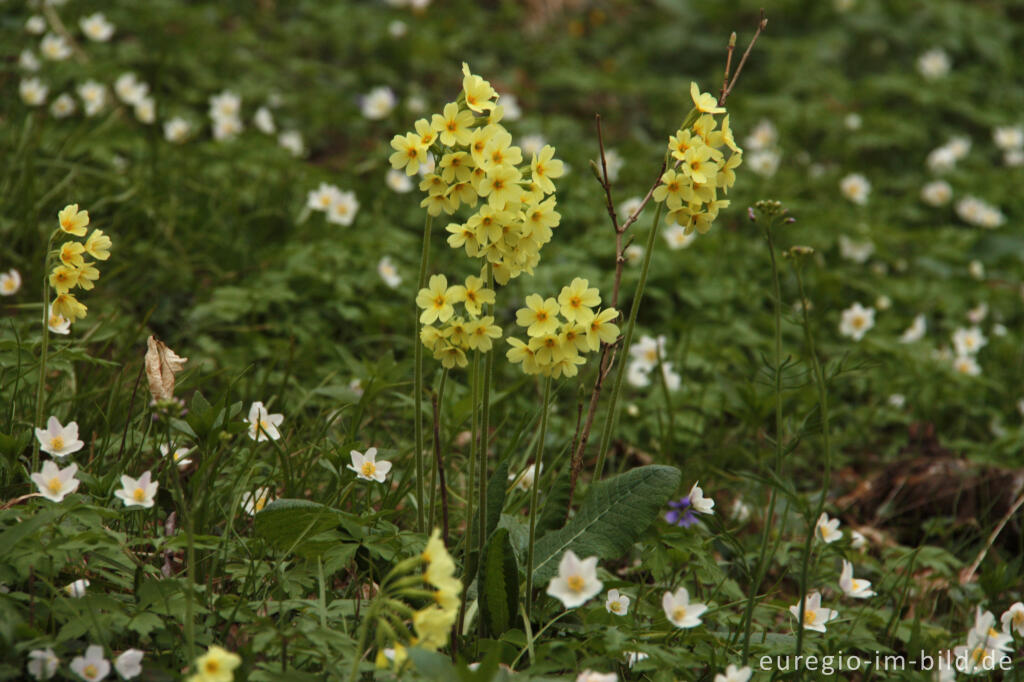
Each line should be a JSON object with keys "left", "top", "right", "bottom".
{"left": 186, "top": 645, "right": 241, "bottom": 682}
{"left": 52, "top": 293, "right": 88, "bottom": 321}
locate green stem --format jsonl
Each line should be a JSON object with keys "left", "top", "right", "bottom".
{"left": 32, "top": 230, "right": 59, "bottom": 473}
{"left": 347, "top": 600, "right": 379, "bottom": 682}
{"left": 740, "top": 218, "right": 785, "bottom": 664}
{"left": 478, "top": 265, "right": 495, "bottom": 557}
{"left": 593, "top": 200, "right": 665, "bottom": 480}
{"left": 428, "top": 369, "right": 448, "bottom": 530}
{"left": 524, "top": 375, "right": 553, "bottom": 620}
{"left": 792, "top": 262, "right": 832, "bottom": 665}
{"left": 413, "top": 214, "right": 434, "bottom": 533}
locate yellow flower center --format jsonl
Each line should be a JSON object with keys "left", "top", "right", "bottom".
{"left": 672, "top": 606, "right": 687, "bottom": 622}
{"left": 2, "top": 280, "right": 14, "bottom": 292}
{"left": 566, "top": 575, "right": 585, "bottom": 592}
{"left": 851, "top": 580, "right": 861, "bottom": 590}
{"left": 205, "top": 660, "right": 221, "bottom": 673}
{"left": 260, "top": 419, "right": 271, "bottom": 432}
{"left": 406, "top": 148, "right": 418, "bottom": 160}
{"left": 610, "top": 600, "right": 621, "bottom": 612}
{"left": 491, "top": 178, "right": 505, "bottom": 191}
{"left": 254, "top": 496, "right": 267, "bottom": 512}
{"left": 433, "top": 295, "right": 446, "bottom": 309}
{"left": 361, "top": 462, "right": 377, "bottom": 477}
{"left": 51, "top": 436, "right": 65, "bottom": 451}
{"left": 971, "top": 646, "right": 985, "bottom": 663}
{"left": 1015, "top": 611, "right": 1024, "bottom": 626}
{"left": 84, "top": 664, "right": 98, "bottom": 678}
{"left": 804, "top": 610, "right": 817, "bottom": 624}
{"left": 49, "top": 315, "right": 62, "bottom": 327}
{"left": 48, "top": 477, "right": 63, "bottom": 494}
{"left": 132, "top": 487, "right": 146, "bottom": 502}
{"left": 535, "top": 311, "right": 548, "bottom": 322}
{"left": 570, "top": 296, "right": 581, "bottom": 309}
{"left": 320, "top": 195, "right": 332, "bottom": 207}
{"left": 446, "top": 121, "right": 457, "bottom": 132}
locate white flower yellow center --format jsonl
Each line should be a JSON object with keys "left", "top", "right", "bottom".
{"left": 672, "top": 606, "right": 687, "bottom": 622}
{"left": 48, "top": 477, "right": 63, "bottom": 494}
{"left": 851, "top": 315, "right": 866, "bottom": 329}
{"left": 84, "top": 664, "right": 98, "bottom": 679}
{"left": 132, "top": 487, "right": 146, "bottom": 502}
{"left": 2, "top": 280, "right": 14, "bottom": 292}
{"left": 254, "top": 496, "right": 267, "bottom": 512}
{"left": 50, "top": 436, "right": 65, "bottom": 451}
{"left": 851, "top": 580, "right": 861, "bottom": 590}
{"left": 259, "top": 419, "right": 271, "bottom": 432}
{"left": 361, "top": 461, "right": 377, "bottom": 477}
{"left": 610, "top": 600, "right": 622, "bottom": 612}
{"left": 566, "top": 574, "right": 585, "bottom": 593}
{"left": 804, "top": 610, "right": 817, "bottom": 624}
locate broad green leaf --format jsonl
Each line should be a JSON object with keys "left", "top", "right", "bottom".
{"left": 536, "top": 469, "right": 571, "bottom": 535}
{"left": 531, "top": 465, "right": 680, "bottom": 583}
{"left": 478, "top": 528, "right": 518, "bottom": 638}
{"left": 254, "top": 499, "right": 342, "bottom": 557}
{"left": 485, "top": 459, "right": 509, "bottom": 541}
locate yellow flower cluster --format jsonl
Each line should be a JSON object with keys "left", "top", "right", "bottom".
{"left": 375, "top": 529, "right": 462, "bottom": 672}
{"left": 653, "top": 82, "right": 743, "bottom": 235}
{"left": 49, "top": 204, "right": 112, "bottom": 323}
{"left": 506, "top": 278, "right": 620, "bottom": 378}
{"left": 390, "top": 64, "right": 564, "bottom": 286}
{"left": 416, "top": 274, "right": 502, "bottom": 369}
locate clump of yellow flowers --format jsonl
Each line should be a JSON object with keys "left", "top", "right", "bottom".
{"left": 373, "top": 529, "right": 462, "bottom": 672}
{"left": 48, "top": 203, "right": 113, "bottom": 323}
{"left": 416, "top": 273, "right": 500, "bottom": 369}
{"left": 506, "top": 278, "right": 619, "bottom": 378}
{"left": 654, "top": 82, "right": 742, "bottom": 235}
{"left": 392, "top": 63, "right": 564, "bottom": 287}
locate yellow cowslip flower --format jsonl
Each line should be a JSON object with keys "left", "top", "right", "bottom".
{"left": 466, "top": 204, "right": 511, "bottom": 246}
{"left": 418, "top": 174, "right": 448, "bottom": 197}
{"left": 652, "top": 169, "right": 688, "bottom": 210}
{"left": 557, "top": 278, "right": 600, "bottom": 325}
{"left": 413, "top": 605, "right": 456, "bottom": 650}
{"left": 717, "top": 153, "right": 743, "bottom": 192}
{"left": 710, "top": 115, "right": 741, "bottom": 153}
{"left": 461, "top": 63, "right": 497, "bottom": 113}
{"left": 480, "top": 128, "right": 521, "bottom": 171}
{"left": 519, "top": 179, "right": 546, "bottom": 206}
{"left": 422, "top": 529, "right": 458, "bottom": 587}
{"left": 444, "top": 317, "right": 470, "bottom": 348}
{"left": 59, "top": 242, "right": 86, "bottom": 268}
{"left": 683, "top": 145, "right": 717, "bottom": 185}
{"left": 389, "top": 132, "right": 427, "bottom": 176}
{"left": 522, "top": 198, "right": 560, "bottom": 245}
{"left": 480, "top": 165, "right": 522, "bottom": 211}
{"left": 530, "top": 145, "right": 564, "bottom": 195}
{"left": 692, "top": 114, "right": 718, "bottom": 142}
{"left": 52, "top": 293, "right": 87, "bottom": 321}
{"left": 548, "top": 352, "right": 586, "bottom": 379}
{"left": 559, "top": 323, "right": 591, "bottom": 354}
{"left": 413, "top": 118, "right": 437, "bottom": 149}
{"left": 57, "top": 204, "right": 90, "bottom": 236}
{"left": 516, "top": 294, "right": 560, "bottom": 337}
{"left": 484, "top": 103, "right": 505, "bottom": 126}
{"left": 438, "top": 151, "right": 473, "bottom": 184}
{"left": 585, "top": 308, "right": 620, "bottom": 351}
{"left": 49, "top": 265, "right": 80, "bottom": 294}
{"left": 445, "top": 221, "right": 480, "bottom": 257}
{"left": 419, "top": 192, "right": 456, "bottom": 217}
{"left": 458, "top": 275, "right": 494, "bottom": 316}
{"left": 529, "top": 333, "right": 565, "bottom": 366}
{"left": 506, "top": 337, "right": 541, "bottom": 374}
{"left": 446, "top": 181, "right": 477, "bottom": 210}
{"left": 681, "top": 178, "right": 718, "bottom": 206}
{"left": 416, "top": 274, "right": 462, "bottom": 324}
{"left": 434, "top": 344, "right": 467, "bottom": 369}
{"left": 690, "top": 81, "right": 725, "bottom": 114}
{"left": 431, "top": 102, "right": 475, "bottom": 147}
{"left": 466, "top": 316, "right": 502, "bottom": 352}
{"left": 191, "top": 645, "right": 241, "bottom": 682}
{"left": 467, "top": 126, "right": 496, "bottom": 168}
{"left": 669, "top": 129, "right": 697, "bottom": 162}
{"left": 74, "top": 261, "right": 100, "bottom": 291}
{"left": 84, "top": 229, "right": 112, "bottom": 260}
{"left": 420, "top": 325, "right": 448, "bottom": 352}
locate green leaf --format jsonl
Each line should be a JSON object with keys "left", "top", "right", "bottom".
{"left": 478, "top": 528, "right": 518, "bottom": 638}
{"left": 536, "top": 468, "right": 571, "bottom": 535}
{"left": 254, "top": 499, "right": 342, "bottom": 557}
{"left": 531, "top": 465, "right": 680, "bottom": 583}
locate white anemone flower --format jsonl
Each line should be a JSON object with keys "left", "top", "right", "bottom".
{"left": 361, "top": 86, "right": 397, "bottom": 120}
{"left": 1, "top": 269, "right": 22, "bottom": 295}
{"left": 377, "top": 256, "right": 402, "bottom": 289}
{"left": 386, "top": 168, "right": 413, "bottom": 193}
{"left": 32, "top": 461, "right": 80, "bottom": 502}
{"left": 40, "top": 33, "right": 71, "bottom": 61}
{"left": 20, "top": 78, "right": 49, "bottom": 106}
{"left": 114, "top": 471, "right": 159, "bottom": 509}
{"left": 839, "top": 560, "right": 876, "bottom": 598}
{"left": 663, "top": 224, "right": 697, "bottom": 250}
{"left": 254, "top": 106, "right": 276, "bottom": 134}
{"left": 48, "top": 305, "right": 71, "bottom": 335}
{"left": 159, "top": 443, "right": 193, "bottom": 470}
{"left": 307, "top": 183, "right": 343, "bottom": 212}
{"left": 688, "top": 481, "right": 714, "bottom": 514}
{"left": 789, "top": 592, "right": 838, "bottom": 632}
{"left": 77, "top": 81, "right": 107, "bottom": 117}
{"left": 839, "top": 173, "right": 870, "bottom": 205}
{"left": 70, "top": 645, "right": 110, "bottom": 682}
{"left": 1000, "top": 602, "right": 1024, "bottom": 637}
{"left": 241, "top": 487, "right": 275, "bottom": 515}
{"left": 245, "top": 401, "right": 283, "bottom": 441}
{"left": 815, "top": 512, "right": 842, "bottom": 543}
{"left": 920, "top": 180, "right": 952, "bottom": 206}
{"left": 509, "top": 463, "right": 541, "bottom": 491}
{"left": 113, "top": 649, "right": 143, "bottom": 679}
{"left": 163, "top": 117, "right": 191, "bottom": 144}
{"left": 604, "top": 589, "right": 630, "bottom": 616}
{"left": 899, "top": 314, "right": 926, "bottom": 343}
{"left": 952, "top": 327, "right": 987, "bottom": 356}
{"left": 278, "top": 131, "right": 304, "bottom": 157}
{"left": 546, "top": 550, "right": 602, "bottom": 609}
{"left": 80, "top": 13, "right": 115, "bottom": 41}
{"left": 115, "top": 73, "right": 149, "bottom": 106}
{"left": 917, "top": 48, "right": 951, "bottom": 80}
{"left": 326, "top": 191, "right": 359, "bottom": 226}
{"left": 715, "top": 665, "right": 753, "bottom": 682}
{"left": 35, "top": 416, "right": 84, "bottom": 458}
{"left": 952, "top": 354, "right": 980, "bottom": 376}
{"left": 27, "top": 648, "right": 60, "bottom": 680}
{"left": 575, "top": 672, "right": 616, "bottom": 682}
{"left": 26, "top": 15, "right": 47, "bottom": 35}
{"left": 65, "top": 578, "right": 90, "bottom": 598}
{"left": 662, "top": 587, "right": 708, "bottom": 628}
{"left": 839, "top": 302, "right": 875, "bottom": 341}
{"left": 347, "top": 447, "right": 391, "bottom": 483}
{"left": 50, "top": 93, "right": 76, "bottom": 118}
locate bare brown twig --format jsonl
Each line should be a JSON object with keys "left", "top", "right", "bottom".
{"left": 719, "top": 9, "right": 767, "bottom": 106}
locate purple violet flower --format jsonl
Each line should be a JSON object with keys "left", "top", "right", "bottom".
{"left": 665, "top": 496, "right": 698, "bottom": 528}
